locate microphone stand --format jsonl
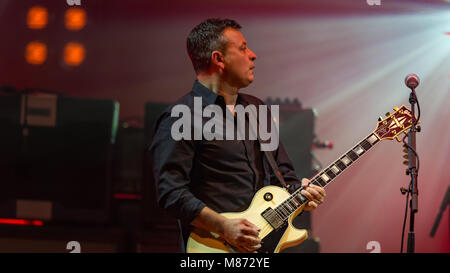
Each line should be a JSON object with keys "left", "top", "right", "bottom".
{"left": 429, "top": 186, "right": 450, "bottom": 238}
{"left": 405, "top": 88, "right": 419, "bottom": 253}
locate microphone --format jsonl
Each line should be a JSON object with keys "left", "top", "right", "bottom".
{"left": 405, "top": 74, "right": 420, "bottom": 90}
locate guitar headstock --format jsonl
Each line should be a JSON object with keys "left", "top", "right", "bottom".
{"left": 374, "top": 105, "right": 417, "bottom": 141}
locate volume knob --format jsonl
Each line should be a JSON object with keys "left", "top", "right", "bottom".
{"left": 264, "top": 192, "right": 273, "bottom": 201}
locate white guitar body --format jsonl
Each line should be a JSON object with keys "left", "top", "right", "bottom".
{"left": 187, "top": 185, "right": 308, "bottom": 253}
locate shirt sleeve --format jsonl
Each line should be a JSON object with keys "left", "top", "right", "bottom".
{"left": 150, "top": 111, "right": 206, "bottom": 225}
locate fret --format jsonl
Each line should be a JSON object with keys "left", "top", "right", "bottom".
{"left": 314, "top": 177, "right": 326, "bottom": 187}
{"left": 294, "top": 193, "right": 303, "bottom": 203}
{"left": 289, "top": 194, "right": 306, "bottom": 209}
{"left": 360, "top": 139, "right": 371, "bottom": 151}
{"left": 285, "top": 202, "right": 292, "bottom": 211}
{"left": 278, "top": 206, "right": 289, "bottom": 218}
{"left": 336, "top": 160, "right": 347, "bottom": 171}
{"left": 320, "top": 173, "right": 330, "bottom": 183}
{"left": 279, "top": 203, "right": 293, "bottom": 218}
{"left": 310, "top": 178, "right": 320, "bottom": 187}
{"left": 288, "top": 199, "right": 297, "bottom": 209}
{"left": 295, "top": 193, "right": 306, "bottom": 204}
{"left": 285, "top": 202, "right": 294, "bottom": 213}
{"left": 274, "top": 208, "right": 286, "bottom": 219}
{"left": 325, "top": 169, "right": 336, "bottom": 179}
{"left": 281, "top": 203, "right": 291, "bottom": 218}
{"left": 330, "top": 165, "right": 340, "bottom": 174}
{"left": 288, "top": 202, "right": 299, "bottom": 212}
{"left": 341, "top": 155, "right": 352, "bottom": 166}
{"left": 347, "top": 150, "right": 358, "bottom": 161}
{"left": 286, "top": 203, "right": 294, "bottom": 213}
{"left": 353, "top": 145, "right": 365, "bottom": 156}
{"left": 367, "top": 134, "right": 379, "bottom": 145}
{"left": 274, "top": 208, "right": 284, "bottom": 219}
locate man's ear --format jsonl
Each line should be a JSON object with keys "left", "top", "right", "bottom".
{"left": 211, "top": 50, "right": 225, "bottom": 70}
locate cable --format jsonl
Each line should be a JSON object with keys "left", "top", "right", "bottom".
{"left": 413, "top": 91, "right": 421, "bottom": 123}
{"left": 400, "top": 182, "right": 411, "bottom": 253}
{"left": 402, "top": 134, "right": 420, "bottom": 174}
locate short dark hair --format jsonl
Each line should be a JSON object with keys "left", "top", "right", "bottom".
{"left": 186, "top": 18, "right": 241, "bottom": 73}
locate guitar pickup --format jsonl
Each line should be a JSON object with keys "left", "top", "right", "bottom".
{"left": 261, "top": 207, "right": 285, "bottom": 229}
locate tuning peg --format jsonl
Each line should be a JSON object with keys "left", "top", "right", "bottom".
{"left": 378, "top": 116, "right": 383, "bottom": 122}
{"left": 403, "top": 160, "right": 409, "bottom": 166}
{"left": 396, "top": 136, "right": 402, "bottom": 142}
{"left": 385, "top": 112, "right": 391, "bottom": 117}
{"left": 416, "top": 126, "right": 421, "bottom": 132}
{"left": 403, "top": 148, "right": 408, "bottom": 153}
{"left": 403, "top": 154, "right": 409, "bottom": 159}
{"left": 393, "top": 106, "right": 399, "bottom": 111}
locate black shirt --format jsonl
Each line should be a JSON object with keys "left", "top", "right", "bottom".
{"left": 150, "top": 80, "right": 301, "bottom": 250}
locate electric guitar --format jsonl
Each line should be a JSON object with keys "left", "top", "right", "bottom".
{"left": 186, "top": 105, "right": 416, "bottom": 253}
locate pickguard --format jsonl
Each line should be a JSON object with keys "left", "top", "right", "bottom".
{"left": 257, "top": 221, "right": 288, "bottom": 253}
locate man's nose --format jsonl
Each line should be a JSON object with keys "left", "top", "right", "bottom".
{"left": 249, "top": 49, "right": 256, "bottom": 61}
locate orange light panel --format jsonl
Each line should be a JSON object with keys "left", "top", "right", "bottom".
{"left": 64, "top": 42, "right": 85, "bottom": 66}
{"left": 25, "top": 41, "right": 47, "bottom": 65}
{"left": 27, "top": 6, "right": 48, "bottom": 29}
{"left": 65, "top": 8, "right": 87, "bottom": 31}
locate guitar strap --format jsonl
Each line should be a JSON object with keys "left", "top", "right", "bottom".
{"left": 263, "top": 150, "right": 291, "bottom": 192}
{"left": 245, "top": 104, "right": 291, "bottom": 192}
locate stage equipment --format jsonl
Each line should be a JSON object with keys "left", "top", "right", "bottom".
{"left": 429, "top": 186, "right": 450, "bottom": 238}
{"left": 143, "top": 102, "right": 178, "bottom": 229}
{"left": 0, "top": 91, "right": 119, "bottom": 224}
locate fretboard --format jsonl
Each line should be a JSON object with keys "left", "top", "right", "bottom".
{"left": 273, "top": 133, "right": 381, "bottom": 221}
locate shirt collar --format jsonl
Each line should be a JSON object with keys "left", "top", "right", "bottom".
{"left": 191, "top": 80, "right": 248, "bottom": 106}
{"left": 191, "top": 80, "right": 219, "bottom": 106}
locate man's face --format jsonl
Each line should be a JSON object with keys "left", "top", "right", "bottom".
{"left": 221, "top": 28, "right": 257, "bottom": 89}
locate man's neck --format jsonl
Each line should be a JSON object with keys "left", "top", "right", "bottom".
{"left": 197, "top": 74, "right": 238, "bottom": 106}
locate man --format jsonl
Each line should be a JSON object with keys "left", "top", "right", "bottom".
{"left": 150, "top": 18, "right": 326, "bottom": 253}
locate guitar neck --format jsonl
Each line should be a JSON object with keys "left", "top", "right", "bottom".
{"left": 273, "top": 132, "right": 381, "bottom": 220}
{"left": 308, "top": 132, "right": 380, "bottom": 189}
